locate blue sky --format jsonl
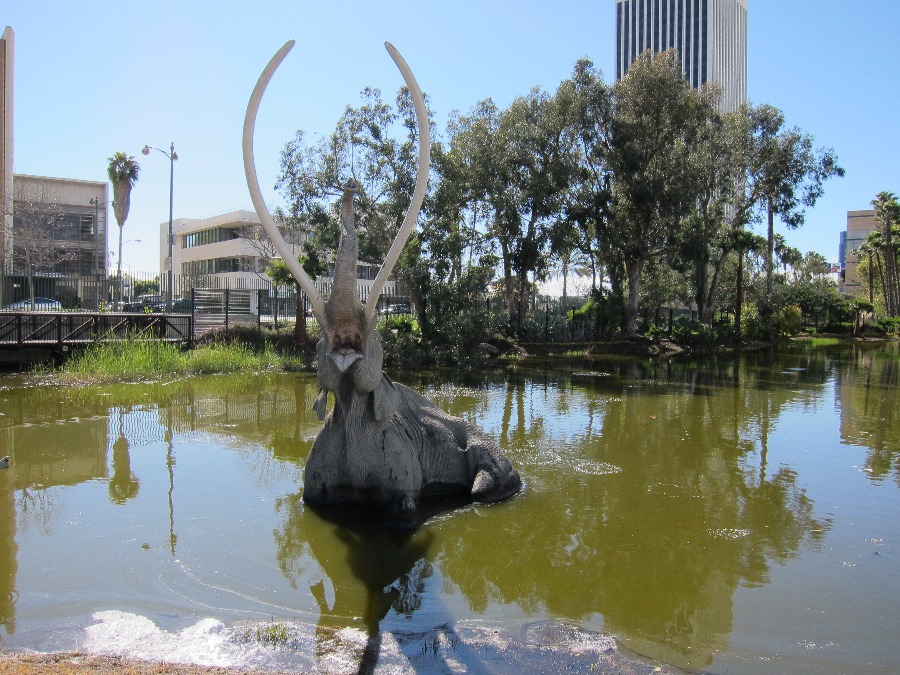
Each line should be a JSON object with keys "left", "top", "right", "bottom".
{"left": 5, "top": 0, "right": 899, "bottom": 273}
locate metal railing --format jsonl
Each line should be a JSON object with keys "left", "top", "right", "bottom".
{"left": 0, "top": 311, "right": 192, "bottom": 347}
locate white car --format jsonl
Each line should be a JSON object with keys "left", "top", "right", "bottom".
{"left": 2, "top": 297, "right": 63, "bottom": 311}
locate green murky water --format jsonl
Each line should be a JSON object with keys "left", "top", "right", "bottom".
{"left": 0, "top": 343, "right": 897, "bottom": 673}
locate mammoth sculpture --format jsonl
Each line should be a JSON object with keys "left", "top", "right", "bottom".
{"left": 243, "top": 40, "right": 521, "bottom": 527}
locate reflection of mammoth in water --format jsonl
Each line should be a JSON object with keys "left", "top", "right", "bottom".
{"left": 274, "top": 496, "right": 438, "bottom": 673}
{"left": 108, "top": 435, "right": 140, "bottom": 504}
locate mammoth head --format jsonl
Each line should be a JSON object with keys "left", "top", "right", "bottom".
{"left": 242, "top": 40, "right": 430, "bottom": 398}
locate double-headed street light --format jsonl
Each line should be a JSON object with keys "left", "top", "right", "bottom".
{"left": 142, "top": 142, "right": 178, "bottom": 310}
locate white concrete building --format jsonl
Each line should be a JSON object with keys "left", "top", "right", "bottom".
{"left": 162, "top": 209, "right": 404, "bottom": 304}
{"left": 163, "top": 209, "right": 283, "bottom": 285}
{"left": 615, "top": 0, "right": 748, "bottom": 112}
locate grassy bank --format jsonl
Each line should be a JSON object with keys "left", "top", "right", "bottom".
{"left": 39, "top": 339, "right": 304, "bottom": 385}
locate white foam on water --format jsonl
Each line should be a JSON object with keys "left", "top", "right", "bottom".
{"left": 82, "top": 611, "right": 304, "bottom": 670}
{"left": 77, "top": 612, "right": 636, "bottom": 674}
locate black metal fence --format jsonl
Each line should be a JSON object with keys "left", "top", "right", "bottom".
{"left": 0, "top": 312, "right": 192, "bottom": 347}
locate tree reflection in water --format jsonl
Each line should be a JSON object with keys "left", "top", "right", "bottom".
{"left": 109, "top": 412, "right": 139, "bottom": 504}
{"left": 271, "top": 350, "right": 839, "bottom": 672}
{"left": 2, "top": 344, "right": 899, "bottom": 671}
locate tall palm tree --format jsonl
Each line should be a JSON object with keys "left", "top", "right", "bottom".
{"left": 871, "top": 191, "right": 899, "bottom": 316}
{"left": 107, "top": 152, "right": 140, "bottom": 303}
{"left": 854, "top": 230, "right": 884, "bottom": 306}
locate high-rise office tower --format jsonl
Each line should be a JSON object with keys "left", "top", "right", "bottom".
{"left": 615, "top": 0, "right": 748, "bottom": 112}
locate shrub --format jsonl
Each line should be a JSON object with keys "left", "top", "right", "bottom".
{"left": 777, "top": 305, "right": 804, "bottom": 337}
{"left": 876, "top": 316, "right": 900, "bottom": 338}
{"left": 670, "top": 317, "right": 715, "bottom": 347}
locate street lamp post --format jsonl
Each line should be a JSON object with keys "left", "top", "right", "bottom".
{"left": 115, "top": 239, "right": 141, "bottom": 304}
{"left": 89, "top": 196, "right": 111, "bottom": 310}
{"left": 142, "top": 142, "right": 178, "bottom": 310}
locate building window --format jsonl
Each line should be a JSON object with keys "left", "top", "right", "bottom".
{"left": 182, "top": 256, "right": 260, "bottom": 275}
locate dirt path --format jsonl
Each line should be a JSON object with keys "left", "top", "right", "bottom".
{"left": 0, "top": 652, "right": 299, "bottom": 675}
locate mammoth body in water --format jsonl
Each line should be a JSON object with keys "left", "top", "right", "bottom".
{"left": 243, "top": 40, "right": 521, "bottom": 526}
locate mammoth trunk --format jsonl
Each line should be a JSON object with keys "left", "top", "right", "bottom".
{"left": 330, "top": 186, "right": 361, "bottom": 311}
{"left": 325, "top": 183, "right": 367, "bottom": 352}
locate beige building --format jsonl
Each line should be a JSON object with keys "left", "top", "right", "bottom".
{"left": 9, "top": 174, "right": 109, "bottom": 306}
{"left": 0, "top": 25, "right": 110, "bottom": 309}
{"left": 842, "top": 210, "right": 878, "bottom": 297}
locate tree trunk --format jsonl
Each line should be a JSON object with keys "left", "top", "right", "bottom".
{"left": 294, "top": 288, "right": 308, "bottom": 351}
{"left": 734, "top": 247, "right": 745, "bottom": 341}
{"left": 408, "top": 282, "right": 428, "bottom": 336}
{"left": 624, "top": 256, "right": 642, "bottom": 337}
{"left": 765, "top": 199, "right": 774, "bottom": 299}
{"left": 696, "top": 263, "right": 710, "bottom": 325}
{"left": 517, "top": 273, "right": 529, "bottom": 334}
{"left": 868, "top": 254, "right": 874, "bottom": 305}
{"left": 885, "top": 221, "right": 899, "bottom": 315}
{"left": 702, "top": 255, "right": 726, "bottom": 326}
{"left": 500, "top": 238, "right": 516, "bottom": 326}
{"left": 881, "top": 217, "right": 894, "bottom": 315}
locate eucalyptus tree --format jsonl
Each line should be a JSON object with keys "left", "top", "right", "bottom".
{"left": 498, "top": 86, "right": 579, "bottom": 331}
{"left": 670, "top": 90, "right": 743, "bottom": 325}
{"left": 606, "top": 50, "right": 711, "bottom": 336}
{"left": 276, "top": 85, "right": 428, "bottom": 268}
{"left": 737, "top": 107, "right": 844, "bottom": 301}
{"left": 382, "top": 98, "right": 507, "bottom": 342}
{"left": 722, "top": 104, "right": 841, "bottom": 338}
{"left": 555, "top": 59, "right": 620, "bottom": 316}
{"left": 439, "top": 89, "right": 577, "bottom": 332}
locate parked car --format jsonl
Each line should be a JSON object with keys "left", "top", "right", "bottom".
{"left": 1, "top": 297, "right": 63, "bottom": 311}
{"left": 171, "top": 297, "right": 192, "bottom": 313}
{"left": 123, "top": 294, "right": 164, "bottom": 313}
{"left": 379, "top": 302, "right": 411, "bottom": 315}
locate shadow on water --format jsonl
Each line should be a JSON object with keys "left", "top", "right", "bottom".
{"left": 276, "top": 496, "right": 478, "bottom": 674}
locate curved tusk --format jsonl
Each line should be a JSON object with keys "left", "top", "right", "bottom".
{"left": 242, "top": 39, "right": 326, "bottom": 319}
{"left": 363, "top": 42, "right": 431, "bottom": 322}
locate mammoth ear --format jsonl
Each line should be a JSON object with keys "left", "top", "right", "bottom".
{"left": 313, "top": 387, "right": 329, "bottom": 421}
{"left": 373, "top": 375, "right": 400, "bottom": 422}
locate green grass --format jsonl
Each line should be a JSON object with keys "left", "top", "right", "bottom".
{"left": 793, "top": 336, "right": 842, "bottom": 347}
{"left": 45, "top": 339, "right": 289, "bottom": 384}
{"left": 240, "top": 621, "right": 291, "bottom": 648}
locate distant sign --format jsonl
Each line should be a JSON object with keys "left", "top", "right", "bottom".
{"left": 164, "top": 257, "right": 172, "bottom": 271}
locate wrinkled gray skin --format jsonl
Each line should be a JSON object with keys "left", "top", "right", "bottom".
{"left": 303, "top": 183, "right": 521, "bottom": 526}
